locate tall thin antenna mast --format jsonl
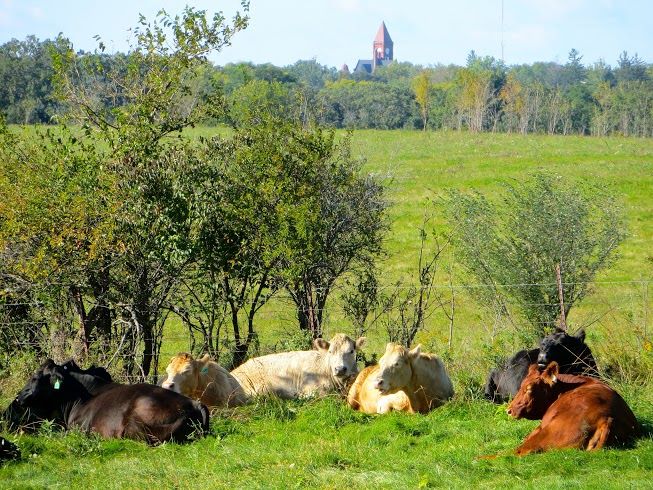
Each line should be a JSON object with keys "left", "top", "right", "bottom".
{"left": 501, "top": 0, "right": 505, "bottom": 62}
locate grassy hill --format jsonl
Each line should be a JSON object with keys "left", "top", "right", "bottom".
{"left": 1, "top": 129, "right": 652, "bottom": 488}
{"left": 160, "top": 129, "right": 653, "bottom": 384}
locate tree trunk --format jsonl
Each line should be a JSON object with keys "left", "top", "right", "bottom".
{"left": 70, "top": 285, "right": 90, "bottom": 356}
{"left": 136, "top": 268, "right": 154, "bottom": 378}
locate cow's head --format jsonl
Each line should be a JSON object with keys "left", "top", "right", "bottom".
{"left": 314, "top": 334, "right": 365, "bottom": 379}
{"left": 162, "top": 353, "right": 210, "bottom": 396}
{"left": 4, "top": 359, "right": 70, "bottom": 430}
{"left": 374, "top": 343, "right": 421, "bottom": 394}
{"left": 60, "top": 359, "right": 113, "bottom": 384}
{"left": 537, "top": 328, "right": 591, "bottom": 371}
{"left": 507, "top": 362, "right": 559, "bottom": 420}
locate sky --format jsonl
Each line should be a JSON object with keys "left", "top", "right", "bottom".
{"left": 0, "top": 0, "right": 651, "bottom": 69}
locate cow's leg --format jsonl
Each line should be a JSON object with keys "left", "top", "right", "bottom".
{"left": 515, "top": 426, "right": 546, "bottom": 456}
{"left": 483, "top": 370, "right": 499, "bottom": 401}
{"left": 586, "top": 417, "right": 612, "bottom": 451}
{"left": 376, "top": 398, "right": 393, "bottom": 414}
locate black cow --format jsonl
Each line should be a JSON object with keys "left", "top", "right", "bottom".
{"left": 4, "top": 359, "right": 209, "bottom": 444}
{"left": 0, "top": 437, "right": 20, "bottom": 464}
{"left": 484, "top": 328, "right": 598, "bottom": 403}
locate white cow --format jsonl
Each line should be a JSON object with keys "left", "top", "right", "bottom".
{"left": 230, "top": 333, "right": 366, "bottom": 399}
{"left": 347, "top": 343, "right": 454, "bottom": 414}
{"left": 162, "top": 353, "right": 248, "bottom": 408}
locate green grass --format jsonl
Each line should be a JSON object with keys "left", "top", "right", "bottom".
{"left": 159, "top": 129, "right": 653, "bottom": 374}
{"left": 344, "top": 130, "right": 653, "bottom": 288}
{"left": 1, "top": 394, "right": 652, "bottom": 489}
{"left": 2, "top": 128, "right": 653, "bottom": 488}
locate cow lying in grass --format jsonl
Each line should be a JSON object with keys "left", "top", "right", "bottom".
{"left": 4, "top": 359, "right": 209, "bottom": 444}
{"left": 162, "top": 353, "right": 248, "bottom": 408}
{"left": 506, "top": 362, "right": 638, "bottom": 455}
{"left": 347, "top": 343, "right": 454, "bottom": 414}
{"left": 484, "top": 328, "right": 598, "bottom": 403}
{"left": 231, "top": 334, "right": 365, "bottom": 399}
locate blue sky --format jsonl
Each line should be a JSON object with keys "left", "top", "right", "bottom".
{"left": 0, "top": 0, "right": 651, "bottom": 68}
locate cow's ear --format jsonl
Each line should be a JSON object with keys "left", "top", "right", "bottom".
{"left": 575, "top": 329, "right": 586, "bottom": 342}
{"left": 314, "top": 338, "right": 330, "bottom": 352}
{"left": 355, "top": 337, "right": 366, "bottom": 350}
{"left": 543, "top": 362, "right": 559, "bottom": 386}
{"left": 528, "top": 363, "right": 540, "bottom": 375}
{"left": 41, "top": 358, "right": 56, "bottom": 370}
{"left": 199, "top": 354, "right": 211, "bottom": 363}
{"left": 408, "top": 345, "right": 422, "bottom": 359}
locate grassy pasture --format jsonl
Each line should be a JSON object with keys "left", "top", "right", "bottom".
{"left": 160, "top": 129, "right": 653, "bottom": 377}
{"left": 1, "top": 396, "right": 652, "bottom": 489}
{"left": 2, "top": 129, "right": 653, "bottom": 488}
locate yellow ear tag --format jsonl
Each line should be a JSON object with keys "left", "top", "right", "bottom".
{"left": 54, "top": 380, "right": 61, "bottom": 390}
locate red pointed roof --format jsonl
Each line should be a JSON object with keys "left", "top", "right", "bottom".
{"left": 374, "top": 21, "right": 393, "bottom": 46}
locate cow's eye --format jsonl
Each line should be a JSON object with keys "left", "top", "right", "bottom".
{"left": 349, "top": 349, "right": 354, "bottom": 354}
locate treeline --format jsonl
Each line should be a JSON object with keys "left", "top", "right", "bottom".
{"left": 1, "top": 36, "right": 653, "bottom": 136}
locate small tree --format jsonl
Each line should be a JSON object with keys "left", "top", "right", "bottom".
{"left": 278, "top": 130, "right": 388, "bottom": 340}
{"left": 444, "top": 173, "right": 626, "bottom": 341}
{"left": 33, "top": 4, "right": 249, "bottom": 377}
{"left": 412, "top": 70, "right": 432, "bottom": 130}
{"left": 382, "top": 222, "right": 452, "bottom": 348}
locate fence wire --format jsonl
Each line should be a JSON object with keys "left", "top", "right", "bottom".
{"left": 1, "top": 278, "right": 650, "bottom": 383}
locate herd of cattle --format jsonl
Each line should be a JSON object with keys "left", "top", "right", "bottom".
{"left": 0, "top": 328, "right": 640, "bottom": 463}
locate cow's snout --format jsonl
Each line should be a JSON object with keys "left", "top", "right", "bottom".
{"left": 537, "top": 353, "right": 548, "bottom": 368}
{"left": 334, "top": 366, "right": 347, "bottom": 377}
{"left": 506, "top": 407, "right": 513, "bottom": 416}
{"left": 162, "top": 381, "right": 174, "bottom": 390}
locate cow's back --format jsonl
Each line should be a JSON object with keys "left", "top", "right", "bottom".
{"left": 516, "top": 382, "right": 638, "bottom": 455}
{"left": 484, "top": 348, "right": 538, "bottom": 403}
{"left": 412, "top": 354, "right": 454, "bottom": 409}
{"left": 231, "top": 350, "right": 330, "bottom": 399}
{"left": 69, "top": 383, "right": 208, "bottom": 443}
{"left": 201, "top": 363, "right": 248, "bottom": 407}
{"left": 542, "top": 383, "right": 638, "bottom": 444}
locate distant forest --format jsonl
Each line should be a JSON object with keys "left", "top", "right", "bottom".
{"left": 1, "top": 35, "right": 653, "bottom": 136}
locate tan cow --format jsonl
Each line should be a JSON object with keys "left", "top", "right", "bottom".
{"left": 161, "top": 353, "right": 248, "bottom": 408}
{"left": 347, "top": 343, "right": 454, "bottom": 414}
{"left": 230, "top": 334, "right": 366, "bottom": 399}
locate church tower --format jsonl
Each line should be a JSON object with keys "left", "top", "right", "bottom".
{"left": 372, "top": 21, "right": 393, "bottom": 71}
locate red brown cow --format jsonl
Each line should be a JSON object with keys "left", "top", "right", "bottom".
{"left": 507, "top": 362, "right": 638, "bottom": 455}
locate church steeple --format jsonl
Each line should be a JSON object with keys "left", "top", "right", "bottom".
{"left": 372, "top": 21, "right": 393, "bottom": 71}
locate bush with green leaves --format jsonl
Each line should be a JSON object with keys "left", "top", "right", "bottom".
{"left": 444, "top": 173, "right": 626, "bottom": 342}
{"left": 0, "top": 4, "right": 388, "bottom": 374}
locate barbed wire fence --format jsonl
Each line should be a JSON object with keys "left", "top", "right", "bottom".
{"left": 1, "top": 279, "right": 651, "bottom": 384}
